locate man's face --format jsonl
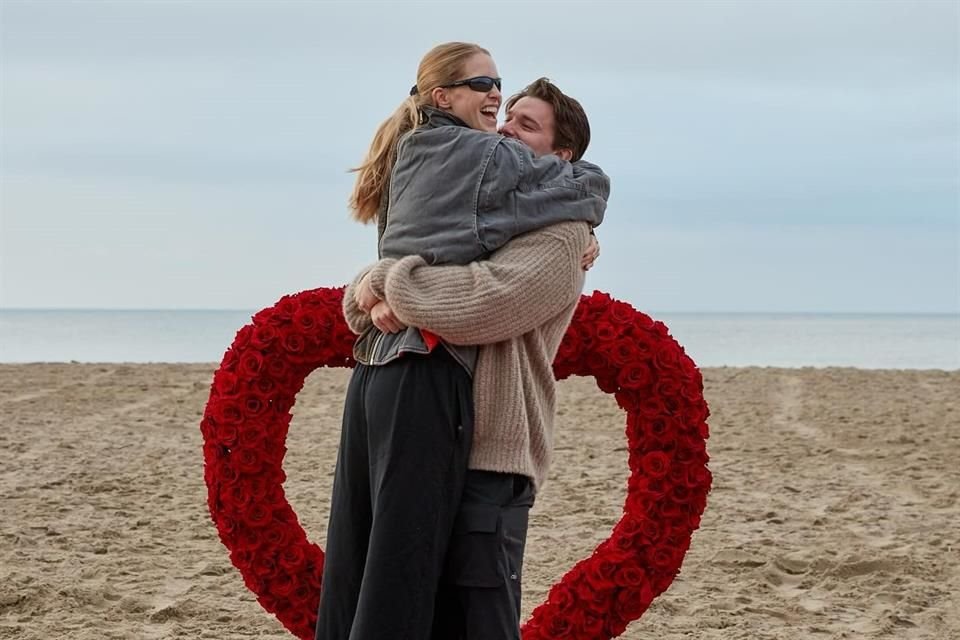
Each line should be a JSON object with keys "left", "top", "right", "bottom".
{"left": 500, "top": 96, "right": 570, "bottom": 160}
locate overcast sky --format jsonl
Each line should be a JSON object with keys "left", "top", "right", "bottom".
{"left": 1, "top": 0, "right": 957, "bottom": 313}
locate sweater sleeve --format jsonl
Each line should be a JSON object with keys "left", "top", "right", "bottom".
{"left": 341, "top": 266, "right": 374, "bottom": 335}
{"left": 381, "top": 221, "right": 590, "bottom": 345}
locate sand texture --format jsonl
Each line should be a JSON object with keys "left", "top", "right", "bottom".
{"left": 1, "top": 364, "right": 958, "bottom": 639}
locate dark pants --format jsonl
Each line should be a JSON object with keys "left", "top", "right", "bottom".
{"left": 432, "top": 470, "right": 535, "bottom": 640}
{"left": 315, "top": 349, "right": 474, "bottom": 640}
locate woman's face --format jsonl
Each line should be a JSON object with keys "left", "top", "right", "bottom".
{"left": 435, "top": 53, "right": 502, "bottom": 132}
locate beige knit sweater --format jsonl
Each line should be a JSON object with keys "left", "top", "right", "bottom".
{"left": 341, "top": 221, "right": 590, "bottom": 492}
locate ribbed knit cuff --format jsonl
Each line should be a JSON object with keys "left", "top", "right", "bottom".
{"left": 382, "top": 254, "right": 428, "bottom": 302}
{"left": 367, "top": 258, "right": 397, "bottom": 300}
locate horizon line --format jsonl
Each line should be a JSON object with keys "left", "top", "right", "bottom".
{"left": 2, "top": 307, "right": 958, "bottom": 316}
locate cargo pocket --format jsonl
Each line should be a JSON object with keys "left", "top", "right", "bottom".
{"left": 500, "top": 503, "right": 530, "bottom": 605}
{"left": 442, "top": 504, "right": 504, "bottom": 588}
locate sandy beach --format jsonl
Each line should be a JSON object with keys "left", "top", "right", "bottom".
{"left": 1, "top": 364, "right": 957, "bottom": 639}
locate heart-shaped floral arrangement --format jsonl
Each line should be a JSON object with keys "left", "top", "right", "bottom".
{"left": 201, "top": 287, "right": 711, "bottom": 639}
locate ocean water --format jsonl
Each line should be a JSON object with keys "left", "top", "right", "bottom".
{"left": 0, "top": 309, "right": 957, "bottom": 370}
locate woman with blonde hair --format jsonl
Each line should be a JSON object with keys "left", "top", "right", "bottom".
{"left": 315, "top": 42, "right": 608, "bottom": 640}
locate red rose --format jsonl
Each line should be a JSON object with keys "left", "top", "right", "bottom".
{"left": 632, "top": 332, "right": 656, "bottom": 356}
{"left": 640, "top": 451, "right": 670, "bottom": 479}
{"left": 613, "top": 532, "right": 638, "bottom": 553}
{"left": 234, "top": 447, "right": 263, "bottom": 475}
{"left": 638, "top": 395, "right": 665, "bottom": 419}
{"left": 543, "top": 613, "right": 573, "bottom": 639}
{"left": 613, "top": 584, "right": 654, "bottom": 621}
{"left": 265, "top": 355, "right": 290, "bottom": 382}
{"left": 217, "top": 514, "right": 238, "bottom": 537}
{"left": 651, "top": 320, "right": 669, "bottom": 338}
{"left": 235, "top": 527, "right": 261, "bottom": 552}
{"left": 639, "top": 517, "right": 661, "bottom": 543}
{"left": 548, "top": 583, "right": 577, "bottom": 613}
{"left": 243, "top": 391, "right": 268, "bottom": 418}
{"left": 230, "top": 548, "right": 254, "bottom": 571}
{"left": 649, "top": 544, "right": 677, "bottom": 570}
{"left": 283, "top": 332, "right": 306, "bottom": 354}
{"left": 217, "top": 460, "right": 240, "bottom": 486}
{"left": 253, "top": 554, "right": 278, "bottom": 578}
{"left": 289, "top": 581, "right": 313, "bottom": 606}
{"left": 608, "top": 301, "right": 636, "bottom": 324}
{"left": 614, "top": 564, "right": 646, "bottom": 587}
{"left": 284, "top": 608, "right": 310, "bottom": 636}
{"left": 212, "top": 420, "right": 239, "bottom": 448}
{"left": 212, "top": 369, "right": 241, "bottom": 397}
{"left": 658, "top": 500, "right": 682, "bottom": 520}
{"left": 263, "top": 523, "right": 290, "bottom": 549}
{"left": 555, "top": 330, "right": 583, "bottom": 367}
{"left": 617, "top": 362, "right": 652, "bottom": 390}
{"left": 232, "top": 325, "right": 254, "bottom": 350}
{"left": 595, "top": 321, "right": 617, "bottom": 342}
{"left": 586, "top": 349, "right": 613, "bottom": 374}
{"left": 240, "top": 351, "right": 264, "bottom": 378}
{"left": 578, "top": 610, "right": 605, "bottom": 637}
{"left": 255, "top": 376, "right": 277, "bottom": 399}
{"left": 244, "top": 504, "right": 273, "bottom": 528}
{"left": 222, "top": 482, "right": 253, "bottom": 512}
{"left": 575, "top": 324, "right": 595, "bottom": 350}
{"left": 279, "top": 543, "right": 307, "bottom": 573}
{"left": 293, "top": 307, "right": 325, "bottom": 336}
{"left": 584, "top": 562, "right": 617, "bottom": 591}
{"left": 653, "top": 376, "right": 682, "bottom": 403}
{"left": 238, "top": 422, "right": 268, "bottom": 449}
{"left": 251, "top": 324, "right": 278, "bottom": 350}
{"left": 275, "top": 297, "right": 298, "bottom": 320}
{"left": 610, "top": 340, "right": 639, "bottom": 367}
{"left": 212, "top": 399, "right": 244, "bottom": 426}
{"left": 269, "top": 573, "right": 296, "bottom": 598}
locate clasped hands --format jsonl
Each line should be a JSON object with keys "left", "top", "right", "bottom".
{"left": 354, "top": 235, "right": 600, "bottom": 334}
{"left": 354, "top": 274, "right": 407, "bottom": 334}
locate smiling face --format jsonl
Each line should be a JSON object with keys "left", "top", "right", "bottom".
{"left": 431, "top": 52, "right": 502, "bottom": 132}
{"left": 499, "top": 95, "right": 569, "bottom": 159}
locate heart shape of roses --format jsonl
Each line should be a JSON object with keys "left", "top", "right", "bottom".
{"left": 201, "top": 287, "right": 711, "bottom": 639}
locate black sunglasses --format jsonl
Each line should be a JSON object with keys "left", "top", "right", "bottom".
{"left": 443, "top": 76, "right": 502, "bottom": 93}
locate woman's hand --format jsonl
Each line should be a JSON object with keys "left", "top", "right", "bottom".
{"left": 581, "top": 234, "right": 600, "bottom": 270}
{"left": 354, "top": 272, "right": 381, "bottom": 313}
{"left": 370, "top": 301, "right": 407, "bottom": 334}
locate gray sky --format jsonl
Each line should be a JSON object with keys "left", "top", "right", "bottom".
{"left": 1, "top": 0, "right": 958, "bottom": 313}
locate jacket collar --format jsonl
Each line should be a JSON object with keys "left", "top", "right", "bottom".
{"left": 419, "top": 105, "right": 470, "bottom": 129}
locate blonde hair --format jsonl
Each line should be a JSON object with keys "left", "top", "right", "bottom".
{"left": 349, "top": 42, "right": 490, "bottom": 223}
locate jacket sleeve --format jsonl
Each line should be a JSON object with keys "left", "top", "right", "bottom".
{"left": 475, "top": 138, "right": 610, "bottom": 253}
{"left": 380, "top": 221, "right": 590, "bottom": 345}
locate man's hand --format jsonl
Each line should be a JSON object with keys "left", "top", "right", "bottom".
{"left": 581, "top": 234, "right": 600, "bottom": 270}
{"left": 370, "top": 301, "right": 407, "bottom": 334}
{"left": 354, "top": 272, "right": 380, "bottom": 313}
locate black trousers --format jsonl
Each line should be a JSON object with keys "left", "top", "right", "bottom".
{"left": 315, "top": 349, "right": 474, "bottom": 640}
{"left": 432, "top": 470, "right": 535, "bottom": 640}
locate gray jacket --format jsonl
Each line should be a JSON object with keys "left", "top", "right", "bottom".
{"left": 379, "top": 107, "right": 609, "bottom": 264}
{"left": 357, "top": 107, "right": 610, "bottom": 373}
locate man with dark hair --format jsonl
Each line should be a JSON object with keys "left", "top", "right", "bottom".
{"left": 501, "top": 77, "right": 592, "bottom": 162}
{"left": 349, "top": 77, "right": 604, "bottom": 639}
